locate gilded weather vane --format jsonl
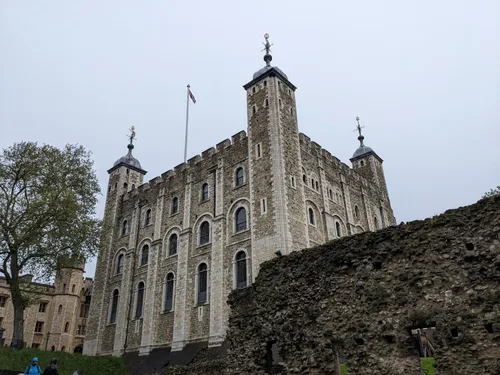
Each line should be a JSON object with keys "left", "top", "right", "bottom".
{"left": 354, "top": 117, "right": 365, "bottom": 146}
{"left": 262, "top": 33, "right": 272, "bottom": 55}
{"left": 128, "top": 126, "right": 136, "bottom": 145}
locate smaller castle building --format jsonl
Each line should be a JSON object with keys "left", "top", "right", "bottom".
{"left": 0, "top": 261, "right": 93, "bottom": 353}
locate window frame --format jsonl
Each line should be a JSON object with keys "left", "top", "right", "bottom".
{"left": 171, "top": 197, "right": 179, "bottom": 215}
{"left": 168, "top": 233, "right": 178, "bottom": 256}
{"left": 145, "top": 208, "right": 152, "bottom": 226}
{"left": 201, "top": 183, "right": 210, "bottom": 201}
{"left": 109, "top": 289, "right": 119, "bottom": 324}
{"left": 336, "top": 221, "right": 342, "bottom": 238}
{"left": 308, "top": 207, "right": 315, "bottom": 226}
{"left": 34, "top": 321, "right": 44, "bottom": 333}
{"left": 116, "top": 253, "right": 125, "bottom": 275}
{"left": 164, "top": 273, "right": 175, "bottom": 312}
{"left": 135, "top": 281, "right": 145, "bottom": 318}
{"left": 199, "top": 221, "right": 211, "bottom": 245}
{"left": 234, "top": 251, "right": 248, "bottom": 289}
{"left": 235, "top": 207, "right": 248, "bottom": 233}
{"left": 196, "top": 263, "right": 209, "bottom": 305}
{"left": 140, "top": 244, "right": 149, "bottom": 267}
{"left": 121, "top": 220, "right": 128, "bottom": 236}
{"left": 235, "top": 167, "right": 245, "bottom": 187}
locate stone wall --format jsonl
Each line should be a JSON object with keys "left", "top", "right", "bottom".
{"left": 227, "top": 196, "right": 500, "bottom": 374}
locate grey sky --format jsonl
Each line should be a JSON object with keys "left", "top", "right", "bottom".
{"left": 1, "top": 1, "right": 498, "bottom": 278}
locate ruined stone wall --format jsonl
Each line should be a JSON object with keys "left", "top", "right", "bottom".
{"left": 227, "top": 196, "right": 500, "bottom": 375}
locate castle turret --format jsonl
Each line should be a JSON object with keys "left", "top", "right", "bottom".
{"left": 84, "top": 128, "right": 147, "bottom": 356}
{"left": 244, "top": 34, "right": 308, "bottom": 277}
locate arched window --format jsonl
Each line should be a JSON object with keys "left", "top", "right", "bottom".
{"left": 168, "top": 234, "right": 178, "bottom": 256}
{"left": 58, "top": 305, "right": 62, "bottom": 314}
{"left": 235, "top": 207, "right": 247, "bottom": 232}
{"left": 303, "top": 174, "right": 306, "bottom": 184}
{"left": 252, "top": 105, "right": 256, "bottom": 114}
{"left": 315, "top": 181, "right": 319, "bottom": 190}
{"left": 171, "top": 197, "right": 179, "bottom": 214}
{"left": 360, "top": 160, "right": 365, "bottom": 167}
{"left": 197, "top": 264, "right": 208, "bottom": 305}
{"left": 145, "top": 209, "right": 152, "bottom": 226}
{"left": 336, "top": 222, "right": 342, "bottom": 238}
{"left": 121, "top": 220, "right": 128, "bottom": 236}
{"left": 140, "top": 245, "right": 149, "bottom": 266}
{"left": 135, "top": 282, "right": 145, "bottom": 318}
{"left": 264, "top": 80, "right": 267, "bottom": 87}
{"left": 199, "top": 221, "right": 210, "bottom": 245}
{"left": 116, "top": 254, "right": 124, "bottom": 274}
{"left": 354, "top": 205, "right": 360, "bottom": 219}
{"left": 64, "top": 322, "right": 69, "bottom": 333}
{"left": 164, "top": 273, "right": 175, "bottom": 312}
{"left": 265, "top": 99, "right": 269, "bottom": 107}
{"left": 110, "top": 290, "right": 119, "bottom": 324}
{"left": 235, "top": 251, "right": 247, "bottom": 289}
{"left": 235, "top": 167, "right": 244, "bottom": 186}
{"left": 252, "top": 87, "right": 256, "bottom": 94}
{"left": 72, "top": 284, "right": 75, "bottom": 293}
{"left": 374, "top": 216, "right": 379, "bottom": 230}
{"left": 201, "top": 183, "right": 209, "bottom": 201}
{"left": 310, "top": 178, "right": 314, "bottom": 187}
{"left": 308, "top": 208, "right": 315, "bottom": 225}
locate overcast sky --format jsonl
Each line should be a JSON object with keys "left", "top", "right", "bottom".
{"left": 1, "top": 1, "right": 498, "bottom": 278}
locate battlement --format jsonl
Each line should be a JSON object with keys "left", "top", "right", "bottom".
{"left": 122, "top": 130, "right": 248, "bottom": 200}
{"left": 299, "top": 132, "right": 369, "bottom": 185}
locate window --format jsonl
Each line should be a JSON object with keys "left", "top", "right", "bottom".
{"left": 252, "top": 87, "right": 256, "bottom": 93}
{"left": 136, "top": 282, "right": 145, "bottom": 318}
{"left": 64, "top": 322, "right": 69, "bottom": 333}
{"left": 145, "top": 209, "right": 152, "bottom": 226}
{"left": 199, "top": 221, "right": 210, "bottom": 245}
{"left": 309, "top": 208, "right": 315, "bottom": 225}
{"left": 235, "top": 207, "right": 247, "bottom": 232}
{"left": 360, "top": 160, "right": 365, "bottom": 167}
{"left": 252, "top": 105, "right": 256, "bottom": 114}
{"left": 201, "top": 183, "right": 209, "bottom": 201}
{"left": 197, "top": 263, "right": 208, "bottom": 305}
{"left": 140, "top": 245, "right": 149, "bottom": 266}
{"left": 235, "top": 167, "right": 244, "bottom": 186}
{"left": 51, "top": 346, "right": 55, "bottom": 352}
{"left": 290, "top": 108, "right": 293, "bottom": 115}
{"left": 63, "top": 284, "right": 67, "bottom": 293}
{"left": 235, "top": 251, "right": 247, "bottom": 289}
{"left": 58, "top": 305, "right": 63, "bottom": 314}
{"left": 256, "top": 143, "right": 262, "bottom": 159}
{"left": 164, "top": 273, "right": 175, "bottom": 311}
{"left": 168, "top": 234, "right": 178, "bottom": 256}
{"left": 261, "top": 198, "right": 267, "bottom": 215}
{"left": 61, "top": 346, "right": 66, "bottom": 352}
{"left": 354, "top": 205, "right": 360, "bottom": 219}
{"left": 265, "top": 99, "right": 269, "bottom": 107}
{"left": 116, "top": 254, "right": 124, "bottom": 274}
{"left": 121, "top": 220, "right": 128, "bottom": 236}
{"left": 39, "top": 302, "right": 47, "bottom": 313}
{"left": 310, "top": 178, "right": 314, "bottom": 187}
{"left": 126, "top": 168, "right": 129, "bottom": 175}
{"left": 32, "top": 343, "right": 40, "bottom": 349}
{"left": 291, "top": 176, "right": 296, "bottom": 188}
{"left": 171, "top": 197, "right": 179, "bottom": 214}
{"left": 264, "top": 80, "right": 267, "bottom": 87}
{"left": 35, "top": 321, "right": 44, "bottom": 333}
{"left": 77, "top": 325, "right": 82, "bottom": 335}
{"left": 72, "top": 284, "right": 75, "bottom": 293}
{"left": 132, "top": 184, "right": 135, "bottom": 189}
{"left": 315, "top": 181, "right": 319, "bottom": 190}
{"left": 336, "top": 222, "right": 342, "bottom": 238}
{"left": 123, "top": 183, "right": 128, "bottom": 189}
{"left": 374, "top": 216, "right": 379, "bottom": 230}
{"left": 110, "top": 290, "right": 119, "bottom": 324}
{"left": 302, "top": 174, "right": 306, "bottom": 184}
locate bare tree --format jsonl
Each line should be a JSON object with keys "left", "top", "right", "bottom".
{"left": 0, "top": 142, "right": 101, "bottom": 349}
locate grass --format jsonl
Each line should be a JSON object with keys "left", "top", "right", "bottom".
{"left": 420, "top": 357, "right": 436, "bottom": 375}
{"left": 0, "top": 347, "right": 127, "bottom": 375}
{"left": 340, "top": 358, "right": 435, "bottom": 375}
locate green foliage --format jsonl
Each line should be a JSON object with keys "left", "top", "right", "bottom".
{"left": 0, "top": 347, "right": 127, "bottom": 374}
{"left": 420, "top": 357, "right": 436, "bottom": 374}
{"left": 340, "top": 363, "right": 348, "bottom": 375}
{"left": 0, "top": 142, "right": 101, "bottom": 347}
{"left": 482, "top": 186, "right": 500, "bottom": 198}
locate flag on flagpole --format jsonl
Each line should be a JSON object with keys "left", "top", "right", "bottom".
{"left": 188, "top": 88, "right": 196, "bottom": 104}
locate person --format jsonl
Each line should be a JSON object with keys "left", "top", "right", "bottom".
{"left": 42, "top": 358, "right": 59, "bottom": 375}
{"left": 24, "top": 357, "right": 42, "bottom": 375}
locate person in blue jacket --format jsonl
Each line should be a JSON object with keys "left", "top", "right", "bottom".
{"left": 24, "top": 357, "right": 42, "bottom": 375}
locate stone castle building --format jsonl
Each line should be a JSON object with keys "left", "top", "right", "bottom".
{"left": 84, "top": 36, "right": 396, "bottom": 357}
{"left": 0, "top": 261, "right": 93, "bottom": 352}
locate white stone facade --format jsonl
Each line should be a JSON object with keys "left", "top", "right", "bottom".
{"left": 84, "top": 57, "right": 396, "bottom": 357}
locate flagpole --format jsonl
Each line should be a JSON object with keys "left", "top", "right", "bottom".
{"left": 184, "top": 84, "right": 190, "bottom": 163}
